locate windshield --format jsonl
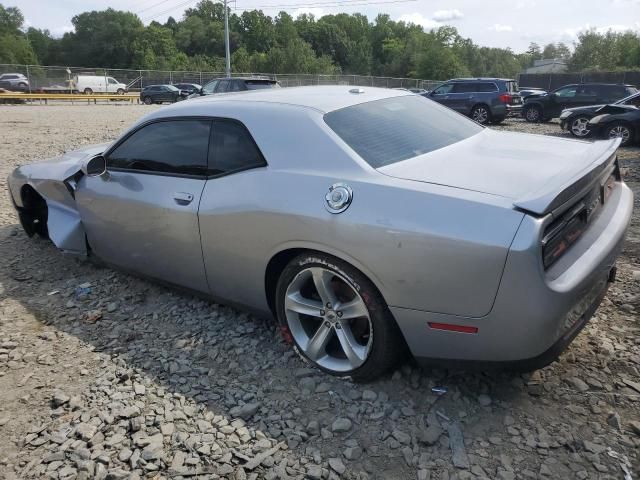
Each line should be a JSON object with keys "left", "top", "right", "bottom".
{"left": 324, "top": 96, "right": 483, "bottom": 168}
{"left": 166, "top": 85, "right": 179, "bottom": 91}
{"left": 616, "top": 91, "right": 640, "bottom": 106}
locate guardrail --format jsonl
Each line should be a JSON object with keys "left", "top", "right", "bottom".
{"left": 0, "top": 93, "right": 140, "bottom": 105}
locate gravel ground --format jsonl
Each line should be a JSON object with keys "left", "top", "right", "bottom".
{"left": 0, "top": 104, "right": 639, "bottom": 480}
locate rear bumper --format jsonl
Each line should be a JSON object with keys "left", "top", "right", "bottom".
{"left": 392, "top": 182, "right": 633, "bottom": 366}
{"left": 506, "top": 104, "right": 522, "bottom": 116}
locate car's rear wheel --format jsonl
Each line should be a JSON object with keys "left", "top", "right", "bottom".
{"left": 275, "top": 253, "right": 405, "bottom": 381}
{"left": 143, "top": 96, "right": 153, "bottom": 105}
{"left": 471, "top": 105, "right": 491, "bottom": 125}
{"left": 83, "top": 88, "right": 93, "bottom": 95}
{"left": 606, "top": 122, "right": 634, "bottom": 146}
{"left": 524, "top": 105, "right": 542, "bottom": 122}
{"left": 569, "top": 115, "right": 591, "bottom": 137}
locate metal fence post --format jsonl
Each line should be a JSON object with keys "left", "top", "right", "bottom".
{"left": 26, "top": 64, "right": 32, "bottom": 93}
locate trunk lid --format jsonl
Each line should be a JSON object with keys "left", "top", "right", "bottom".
{"left": 378, "top": 129, "right": 620, "bottom": 215}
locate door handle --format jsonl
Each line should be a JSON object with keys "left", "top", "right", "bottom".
{"left": 173, "top": 192, "right": 194, "bottom": 205}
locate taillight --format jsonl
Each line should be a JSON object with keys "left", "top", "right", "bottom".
{"left": 499, "top": 94, "right": 512, "bottom": 104}
{"left": 542, "top": 202, "right": 588, "bottom": 269}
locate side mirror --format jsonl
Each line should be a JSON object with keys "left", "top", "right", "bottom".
{"left": 82, "top": 154, "right": 107, "bottom": 177}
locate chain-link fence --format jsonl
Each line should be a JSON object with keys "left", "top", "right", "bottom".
{"left": 0, "top": 64, "right": 441, "bottom": 93}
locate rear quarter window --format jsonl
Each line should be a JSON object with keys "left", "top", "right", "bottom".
{"left": 324, "top": 96, "right": 483, "bottom": 168}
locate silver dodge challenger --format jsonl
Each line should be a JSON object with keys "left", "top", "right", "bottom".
{"left": 8, "top": 86, "right": 633, "bottom": 381}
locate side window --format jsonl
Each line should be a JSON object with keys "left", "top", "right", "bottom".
{"left": 229, "top": 80, "right": 243, "bottom": 92}
{"left": 217, "top": 80, "right": 230, "bottom": 93}
{"left": 452, "top": 83, "right": 475, "bottom": 93}
{"left": 108, "top": 78, "right": 117, "bottom": 84}
{"left": 432, "top": 83, "right": 454, "bottom": 95}
{"left": 625, "top": 95, "right": 640, "bottom": 107}
{"left": 107, "top": 120, "right": 211, "bottom": 176}
{"left": 209, "top": 120, "right": 266, "bottom": 175}
{"left": 555, "top": 86, "right": 577, "bottom": 98}
{"left": 476, "top": 83, "right": 498, "bottom": 92}
{"left": 202, "top": 80, "right": 219, "bottom": 94}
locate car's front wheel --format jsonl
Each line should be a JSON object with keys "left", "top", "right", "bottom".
{"left": 569, "top": 115, "right": 591, "bottom": 137}
{"left": 606, "top": 122, "right": 634, "bottom": 147}
{"left": 276, "top": 253, "right": 405, "bottom": 381}
{"left": 524, "top": 105, "right": 542, "bottom": 122}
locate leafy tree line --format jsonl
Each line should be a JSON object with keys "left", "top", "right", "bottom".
{"left": 2, "top": 2, "right": 640, "bottom": 79}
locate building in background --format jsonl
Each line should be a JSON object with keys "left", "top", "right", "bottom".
{"left": 525, "top": 58, "right": 568, "bottom": 74}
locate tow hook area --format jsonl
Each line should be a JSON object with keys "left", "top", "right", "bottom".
{"left": 608, "top": 266, "right": 617, "bottom": 283}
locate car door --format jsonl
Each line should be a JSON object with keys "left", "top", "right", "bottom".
{"left": 574, "top": 85, "right": 599, "bottom": 107}
{"left": 75, "top": 119, "right": 211, "bottom": 293}
{"left": 428, "top": 83, "right": 455, "bottom": 108}
{"left": 550, "top": 85, "right": 579, "bottom": 116}
{"left": 198, "top": 119, "right": 268, "bottom": 303}
{"left": 448, "top": 82, "right": 477, "bottom": 114}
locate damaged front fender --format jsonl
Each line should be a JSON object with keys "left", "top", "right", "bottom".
{"left": 8, "top": 142, "right": 110, "bottom": 255}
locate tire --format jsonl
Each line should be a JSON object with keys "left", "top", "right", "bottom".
{"left": 470, "top": 105, "right": 491, "bottom": 125}
{"left": 83, "top": 88, "right": 93, "bottom": 94}
{"left": 605, "top": 122, "right": 634, "bottom": 147}
{"left": 569, "top": 115, "right": 591, "bottom": 138}
{"left": 524, "top": 105, "right": 542, "bottom": 123}
{"left": 116, "top": 88, "right": 125, "bottom": 95}
{"left": 275, "top": 253, "right": 406, "bottom": 382}
{"left": 143, "top": 96, "right": 153, "bottom": 105}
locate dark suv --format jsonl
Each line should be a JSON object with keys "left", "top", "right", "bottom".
{"left": 522, "top": 83, "right": 637, "bottom": 123}
{"left": 195, "top": 77, "right": 280, "bottom": 97}
{"left": 426, "top": 78, "right": 521, "bottom": 124}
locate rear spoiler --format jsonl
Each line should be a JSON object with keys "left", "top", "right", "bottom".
{"left": 513, "top": 138, "right": 621, "bottom": 217}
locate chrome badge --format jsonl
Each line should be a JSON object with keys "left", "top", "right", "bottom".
{"left": 325, "top": 183, "right": 353, "bottom": 214}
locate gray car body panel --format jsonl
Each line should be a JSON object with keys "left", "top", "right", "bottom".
{"left": 7, "top": 86, "right": 634, "bottom": 365}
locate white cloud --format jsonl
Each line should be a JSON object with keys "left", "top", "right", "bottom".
{"left": 50, "top": 25, "right": 73, "bottom": 37}
{"left": 489, "top": 24, "right": 513, "bottom": 32}
{"left": 432, "top": 9, "right": 463, "bottom": 22}
{"left": 398, "top": 13, "right": 440, "bottom": 30}
{"left": 516, "top": 0, "right": 537, "bottom": 8}
{"left": 560, "top": 22, "right": 637, "bottom": 40}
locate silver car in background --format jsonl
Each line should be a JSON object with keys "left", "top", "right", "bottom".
{"left": 8, "top": 86, "right": 633, "bottom": 381}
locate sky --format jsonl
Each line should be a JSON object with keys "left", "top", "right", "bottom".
{"left": 16, "top": 0, "right": 640, "bottom": 53}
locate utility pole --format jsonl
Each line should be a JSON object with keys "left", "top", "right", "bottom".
{"left": 224, "top": 0, "right": 231, "bottom": 77}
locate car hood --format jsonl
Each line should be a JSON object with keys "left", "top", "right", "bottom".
{"left": 14, "top": 142, "right": 110, "bottom": 181}
{"left": 565, "top": 104, "right": 635, "bottom": 115}
{"left": 378, "top": 129, "right": 619, "bottom": 215}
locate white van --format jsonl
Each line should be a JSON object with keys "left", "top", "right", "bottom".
{"left": 74, "top": 75, "right": 127, "bottom": 94}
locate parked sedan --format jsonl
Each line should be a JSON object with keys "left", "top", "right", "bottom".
{"left": 588, "top": 108, "right": 640, "bottom": 146}
{"left": 523, "top": 83, "right": 637, "bottom": 122}
{"left": 140, "top": 84, "right": 188, "bottom": 104}
{"left": 8, "top": 86, "right": 633, "bottom": 380}
{"left": 559, "top": 91, "right": 640, "bottom": 138}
